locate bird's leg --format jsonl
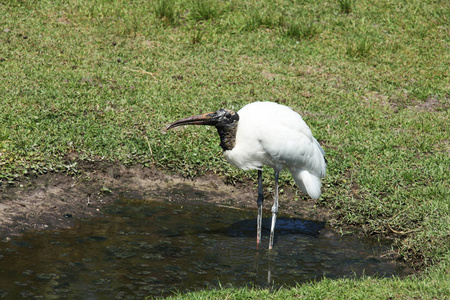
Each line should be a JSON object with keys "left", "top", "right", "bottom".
{"left": 256, "top": 170, "right": 264, "bottom": 247}
{"left": 269, "top": 171, "right": 279, "bottom": 250}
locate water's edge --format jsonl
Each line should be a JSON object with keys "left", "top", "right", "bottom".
{"left": 0, "top": 200, "right": 410, "bottom": 299}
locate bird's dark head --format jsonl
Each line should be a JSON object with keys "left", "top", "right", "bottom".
{"left": 166, "top": 108, "right": 239, "bottom": 130}
{"left": 167, "top": 108, "right": 239, "bottom": 151}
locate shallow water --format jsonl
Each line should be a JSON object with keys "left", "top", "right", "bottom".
{"left": 0, "top": 200, "right": 409, "bottom": 299}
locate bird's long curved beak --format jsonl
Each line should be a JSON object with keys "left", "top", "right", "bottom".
{"left": 166, "top": 112, "right": 218, "bottom": 130}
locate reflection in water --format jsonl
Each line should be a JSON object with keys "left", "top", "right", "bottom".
{"left": 0, "top": 200, "right": 409, "bottom": 299}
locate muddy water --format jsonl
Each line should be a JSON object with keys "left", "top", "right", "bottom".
{"left": 0, "top": 200, "right": 409, "bottom": 299}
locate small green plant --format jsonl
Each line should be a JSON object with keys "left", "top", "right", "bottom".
{"left": 346, "top": 36, "right": 373, "bottom": 58}
{"left": 153, "top": 0, "right": 178, "bottom": 24}
{"left": 191, "top": 27, "right": 205, "bottom": 44}
{"left": 244, "top": 9, "right": 281, "bottom": 31}
{"left": 338, "top": 0, "right": 353, "bottom": 14}
{"left": 190, "top": 0, "right": 219, "bottom": 22}
{"left": 122, "top": 12, "right": 140, "bottom": 38}
{"left": 285, "top": 20, "right": 318, "bottom": 41}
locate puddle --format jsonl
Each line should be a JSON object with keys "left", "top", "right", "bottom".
{"left": 0, "top": 200, "right": 409, "bottom": 299}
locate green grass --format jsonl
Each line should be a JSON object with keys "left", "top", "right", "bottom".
{"left": 167, "top": 256, "right": 450, "bottom": 299}
{"left": 285, "top": 19, "right": 319, "bottom": 41}
{"left": 153, "top": 0, "right": 179, "bottom": 25}
{"left": 1, "top": 0, "right": 449, "bottom": 298}
{"left": 190, "top": 0, "right": 221, "bottom": 22}
{"left": 338, "top": 0, "right": 354, "bottom": 14}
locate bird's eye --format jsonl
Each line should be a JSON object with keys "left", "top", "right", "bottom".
{"left": 225, "top": 112, "right": 231, "bottom": 119}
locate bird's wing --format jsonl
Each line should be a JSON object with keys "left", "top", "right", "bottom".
{"left": 235, "top": 101, "right": 326, "bottom": 177}
{"left": 258, "top": 121, "right": 326, "bottom": 178}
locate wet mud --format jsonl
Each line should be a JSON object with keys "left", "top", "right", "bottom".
{"left": 0, "top": 163, "right": 329, "bottom": 237}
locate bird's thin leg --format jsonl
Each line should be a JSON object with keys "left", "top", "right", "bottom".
{"left": 269, "top": 171, "right": 279, "bottom": 250}
{"left": 256, "top": 170, "right": 264, "bottom": 246}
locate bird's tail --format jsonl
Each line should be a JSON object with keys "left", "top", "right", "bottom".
{"left": 289, "top": 168, "right": 322, "bottom": 200}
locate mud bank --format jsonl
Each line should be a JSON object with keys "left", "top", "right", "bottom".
{"left": 0, "top": 162, "right": 329, "bottom": 237}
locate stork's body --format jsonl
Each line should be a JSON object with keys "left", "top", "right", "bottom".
{"left": 224, "top": 102, "right": 326, "bottom": 198}
{"left": 167, "top": 101, "right": 326, "bottom": 249}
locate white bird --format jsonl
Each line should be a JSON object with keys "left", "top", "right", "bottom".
{"left": 167, "top": 101, "right": 326, "bottom": 249}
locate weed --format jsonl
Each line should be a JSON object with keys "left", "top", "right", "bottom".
{"left": 153, "top": 0, "right": 178, "bottom": 24}
{"left": 244, "top": 9, "right": 282, "bottom": 31}
{"left": 190, "top": 0, "right": 219, "bottom": 22}
{"left": 191, "top": 27, "right": 205, "bottom": 44}
{"left": 338, "top": 0, "right": 353, "bottom": 14}
{"left": 122, "top": 12, "right": 140, "bottom": 38}
{"left": 346, "top": 36, "right": 373, "bottom": 58}
{"left": 285, "top": 19, "right": 319, "bottom": 41}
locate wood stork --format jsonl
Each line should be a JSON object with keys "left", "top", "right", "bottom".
{"left": 167, "top": 101, "right": 326, "bottom": 249}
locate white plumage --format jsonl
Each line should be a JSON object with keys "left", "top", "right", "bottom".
{"left": 167, "top": 101, "right": 326, "bottom": 249}
{"left": 224, "top": 102, "right": 326, "bottom": 199}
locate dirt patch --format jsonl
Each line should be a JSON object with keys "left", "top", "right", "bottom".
{"left": 414, "top": 96, "right": 449, "bottom": 112}
{"left": 0, "top": 162, "right": 330, "bottom": 237}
